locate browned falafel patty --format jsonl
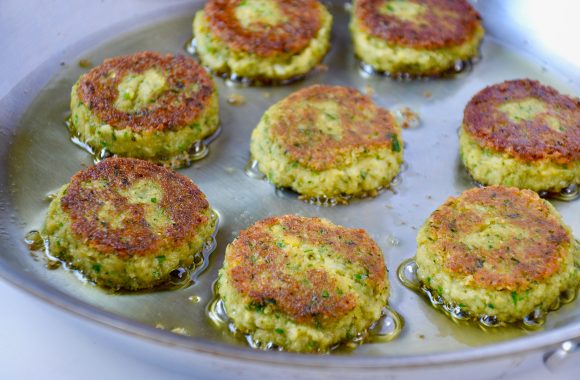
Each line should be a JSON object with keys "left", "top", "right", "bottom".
{"left": 250, "top": 85, "right": 403, "bottom": 198}
{"left": 416, "top": 186, "right": 579, "bottom": 322}
{"left": 76, "top": 52, "right": 215, "bottom": 132}
{"left": 350, "top": 0, "right": 484, "bottom": 75}
{"left": 219, "top": 215, "right": 389, "bottom": 352}
{"left": 355, "top": 0, "right": 481, "bottom": 49}
{"left": 460, "top": 79, "right": 580, "bottom": 192}
{"left": 193, "top": 0, "right": 332, "bottom": 81}
{"left": 70, "top": 51, "right": 219, "bottom": 167}
{"left": 44, "top": 157, "right": 216, "bottom": 290}
{"left": 203, "top": 0, "right": 323, "bottom": 57}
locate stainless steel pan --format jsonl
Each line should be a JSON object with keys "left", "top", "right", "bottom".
{"left": 0, "top": 0, "right": 579, "bottom": 378}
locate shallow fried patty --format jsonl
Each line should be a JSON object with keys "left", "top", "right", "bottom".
{"left": 350, "top": 0, "right": 484, "bottom": 75}
{"left": 193, "top": 0, "right": 332, "bottom": 81}
{"left": 416, "top": 186, "right": 579, "bottom": 322}
{"left": 219, "top": 215, "right": 389, "bottom": 352}
{"left": 44, "top": 157, "right": 216, "bottom": 290}
{"left": 461, "top": 79, "right": 580, "bottom": 192}
{"left": 355, "top": 0, "right": 481, "bottom": 49}
{"left": 70, "top": 51, "right": 219, "bottom": 167}
{"left": 250, "top": 85, "right": 403, "bottom": 199}
{"left": 203, "top": 0, "right": 322, "bottom": 56}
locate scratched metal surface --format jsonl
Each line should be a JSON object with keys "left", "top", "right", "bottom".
{"left": 0, "top": 0, "right": 579, "bottom": 368}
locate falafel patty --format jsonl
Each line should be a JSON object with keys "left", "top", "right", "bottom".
{"left": 193, "top": 0, "right": 332, "bottom": 81}
{"left": 250, "top": 85, "right": 403, "bottom": 200}
{"left": 416, "top": 186, "right": 579, "bottom": 323}
{"left": 43, "top": 157, "right": 216, "bottom": 291}
{"left": 219, "top": 215, "right": 389, "bottom": 352}
{"left": 70, "top": 51, "right": 219, "bottom": 168}
{"left": 460, "top": 79, "right": 580, "bottom": 193}
{"left": 350, "top": 0, "right": 484, "bottom": 76}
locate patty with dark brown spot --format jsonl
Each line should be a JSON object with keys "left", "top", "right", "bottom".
{"left": 62, "top": 157, "right": 209, "bottom": 257}
{"left": 271, "top": 85, "right": 399, "bottom": 171}
{"left": 422, "top": 186, "right": 571, "bottom": 291}
{"left": 463, "top": 79, "right": 580, "bottom": 163}
{"left": 354, "top": 0, "right": 482, "bottom": 49}
{"left": 76, "top": 51, "right": 215, "bottom": 132}
{"left": 224, "top": 215, "right": 387, "bottom": 325}
{"left": 203, "top": 0, "right": 323, "bottom": 57}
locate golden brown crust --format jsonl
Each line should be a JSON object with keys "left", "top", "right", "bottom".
{"left": 463, "top": 79, "right": 580, "bottom": 163}
{"left": 77, "top": 51, "right": 215, "bottom": 132}
{"left": 203, "top": 0, "right": 322, "bottom": 57}
{"left": 271, "top": 85, "right": 399, "bottom": 171}
{"left": 61, "top": 158, "right": 209, "bottom": 257}
{"left": 423, "top": 186, "right": 571, "bottom": 291}
{"left": 225, "top": 215, "right": 386, "bottom": 324}
{"left": 354, "top": 0, "right": 482, "bottom": 49}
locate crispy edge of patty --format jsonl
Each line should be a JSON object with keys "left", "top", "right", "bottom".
{"left": 462, "top": 79, "right": 580, "bottom": 163}
{"left": 350, "top": 13, "right": 484, "bottom": 75}
{"left": 460, "top": 128, "right": 580, "bottom": 192}
{"left": 70, "top": 81, "right": 219, "bottom": 160}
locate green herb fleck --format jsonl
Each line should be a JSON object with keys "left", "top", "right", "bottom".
{"left": 275, "top": 328, "right": 284, "bottom": 334}
{"left": 92, "top": 263, "right": 101, "bottom": 273}
{"left": 151, "top": 197, "right": 157, "bottom": 203}
{"left": 390, "top": 133, "right": 401, "bottom": 152}
{"left": 511, "top": 291, "right": 518, "bottom": 305}
{"left": 156, "top": 255, "right": 166, "bottom": 263}
{"left": 322, "top": 290, "right": 330, "bottom": 298}
{"left": 276, "top": 241, "right": 285, "bottom": 248}
{"left": 488, "top": 303, "right": 495, "bottom": 309}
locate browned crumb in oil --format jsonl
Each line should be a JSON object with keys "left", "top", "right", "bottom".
{"left": 364, "top": 84, "right": 375, "bottom": 96}
{"left": 314, "top": 63, "right": 329, "bottom": 72}
{"left": 47, "top": 260, "right": 62, "bottom": 270}
{"left": 400, "top": 106, "right": 420, "bottom": 129}
{"left": 171, "top": 327, "right": 189, "bottom": 335}
{"left": 78, "top": 59, "right": 93, "bottom": 68}
{"left": 227, "top": 93, "right": 246, "bottom": 106}
{"left": 423, "top": 90, "right": 432, "bottom": 99}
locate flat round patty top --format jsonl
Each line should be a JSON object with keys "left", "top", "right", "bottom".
{"left": 76, "top": 51, "right": 215, "bottom": 132}
{"left": 61, "top": 157, "right": 210, "bottom": 257}
{"left": 354, "top": 0, "right": 482, "bottom": 49}
{"left": 422, "top": 186, "right": 572, "bottom": 291}
{"left": 269, "top": 85, "right": 400, "bottom": 171}
{"left": 225, "top": 215, "right": 386, "bottom": 324}
{"left": 203, "top": 0, "right": 323, "bottom": 56}
{"left": 463, "top": 79, "right": 580, "bottom": 163}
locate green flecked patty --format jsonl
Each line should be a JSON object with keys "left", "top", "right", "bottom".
{"left": 69, "top": 51, "right": 219, "bottom": 169}
{"left": 416, "top": 186, "right": 579, "bottom": 323}
{"left": 350, "top": 0, "right": 484, "bottom": 76}
{"left": 461, "top": 79, "right": 580, "bottom": 192}
{"left": 43, "top": 158, "right": 216, "bottom": 291}
{"left": 193, "top": 0, "right": 332, "bottom": 81}
{"left": 219, "top": 215, "right": 389, "bottom": 352}
{"left": 250, "top": 85, "right": 403, "bottom": 200}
